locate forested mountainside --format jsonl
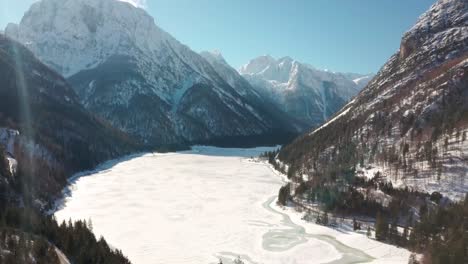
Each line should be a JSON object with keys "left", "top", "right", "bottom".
{"left": 239, "top": 55, "right": 372, "bottom": 127}
{"left": 0, "top": 35, "right": 134, "bottom": 263}
{"left": 5, "top": 0, "right": 303, "bottom": 148}
{"left": 271, "top": 0, "right": 468, "bottom": 262}
{"left": 279, "top": 0, "right": 468, "bottom": 199}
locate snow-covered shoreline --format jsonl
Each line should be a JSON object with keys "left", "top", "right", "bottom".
{"left": 53, "top": 146, "right": 411, "bottom": 264}
{"left": 252, "top": 157, "right": 412, "bottom": 263}
{"left": 271, "top": 201, "right": 411, "bottom": 263}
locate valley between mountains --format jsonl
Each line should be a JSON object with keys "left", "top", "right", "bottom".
{"left": 0, "top": 0, "right": 466, "bottom": 263}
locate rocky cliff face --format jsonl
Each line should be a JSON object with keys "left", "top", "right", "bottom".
{"left": 6, "top": 0, "right": 301, "bottom": 147}
{"left": 239, "top": 56, "right": 371, "bottom": 128}
{"left": 0, "top": 34, "right": 138, "bottom": 206}
{"left": 278, "top": 0, "right": 468, "bottom": 200}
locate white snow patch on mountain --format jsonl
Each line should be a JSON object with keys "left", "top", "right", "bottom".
{"left": 118, "top": 0, "right": 147, "bottom": 8}
{"left": 309, "top": 99, "right": 355, "bottom": 135}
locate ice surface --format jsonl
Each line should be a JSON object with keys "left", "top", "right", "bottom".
{"left": 54, "top": 146, "right": 409, "bottom": 264}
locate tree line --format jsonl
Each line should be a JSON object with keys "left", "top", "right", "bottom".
{"left": 0, "top": 205, "right": 131, "bottom": 264}
{"left": 269, "top": 152, "right": 468, "bottom": 264}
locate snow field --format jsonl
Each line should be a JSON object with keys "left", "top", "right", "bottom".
{"left": 55, "top": 146, "right": 410, "bottom": 264}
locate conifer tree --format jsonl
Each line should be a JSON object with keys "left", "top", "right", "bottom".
{"left": 389, "top": 221, "right": 398, "bottom": 244}
{"left": 375, "top": 212, "right": 388, "bottom": 241}
{"left": 277, "top": 185, "right": 290, "bottom": 206}
{"left": 367, "top": 226, "right": 372, "bottom": 238}
{"left": 402, "top": 226, "right": 409, "bottom": 246}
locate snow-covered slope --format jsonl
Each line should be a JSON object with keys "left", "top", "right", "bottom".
{"left": 6, "top": 0, "right": 300, "bottom": 147}
{"left": 239, "top": 56, "right": 369, "bottom": 127}
{"left": 279, "top": 0, "right": 468, "bottom": 200}
{"left": 200, "top": 51, "right": 261, "bottom": 97}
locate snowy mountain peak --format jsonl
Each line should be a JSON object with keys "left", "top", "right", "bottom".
{"left": 278, "top": 56, "right": 294, "bottom": 64}
{"left": 6, "top": 0, "right": 171, "bottom": 77}
{"left": 7, "top": 0, "right": 301, "bottom": 146}
{"left": 239, "top": 55, "right": 371, "bottom": 127}
{"left": 238, "top": 55, "right": 277, "bottom": 75}
{"left": 118, "top": 0, "right": 147, "bottom": 8}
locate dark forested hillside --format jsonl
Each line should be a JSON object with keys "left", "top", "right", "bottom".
{"left": 0, "top": 34, "right": 140, "bottom": 206}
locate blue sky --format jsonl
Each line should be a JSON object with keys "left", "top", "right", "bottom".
{"left": 0, "top": 0, "right": 435, "bottom": 73}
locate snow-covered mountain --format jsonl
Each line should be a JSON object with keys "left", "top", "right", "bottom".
{"left": 279, "top": 0, "right": 468, "bottom": 199}
{"left": 5, "top": 0, "right": 301, "bottom": 147}
{"left": 200, "top": 51, "right": 260, "bottom": 98}
{"left": 200, "top": 51, "right": 308, "bottom": 132}
{"left": 239, "top": 56, "right": 372, "bottom": 127}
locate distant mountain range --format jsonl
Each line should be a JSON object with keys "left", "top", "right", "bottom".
{"left": 5, "top": 0, "right": 310, "bottom": 147}
{"left": 239, "top": 55, "right": 373, "bottom": 127}
{"left": 5, "top": 0, "right": 370, "bottom": 147}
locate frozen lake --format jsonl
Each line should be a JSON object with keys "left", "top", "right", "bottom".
{"left": 54, "top": 146, "right": 410, "bottom": 264}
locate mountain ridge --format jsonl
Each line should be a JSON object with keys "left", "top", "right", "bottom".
{"left": 6, "top": 0, "right": 302, "bottom": 147}
{"left": 278, "top": 0, "right": 468, "bottom": 199}
{"left": 239, "top": 55, "right": 372, "bottom": 127}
